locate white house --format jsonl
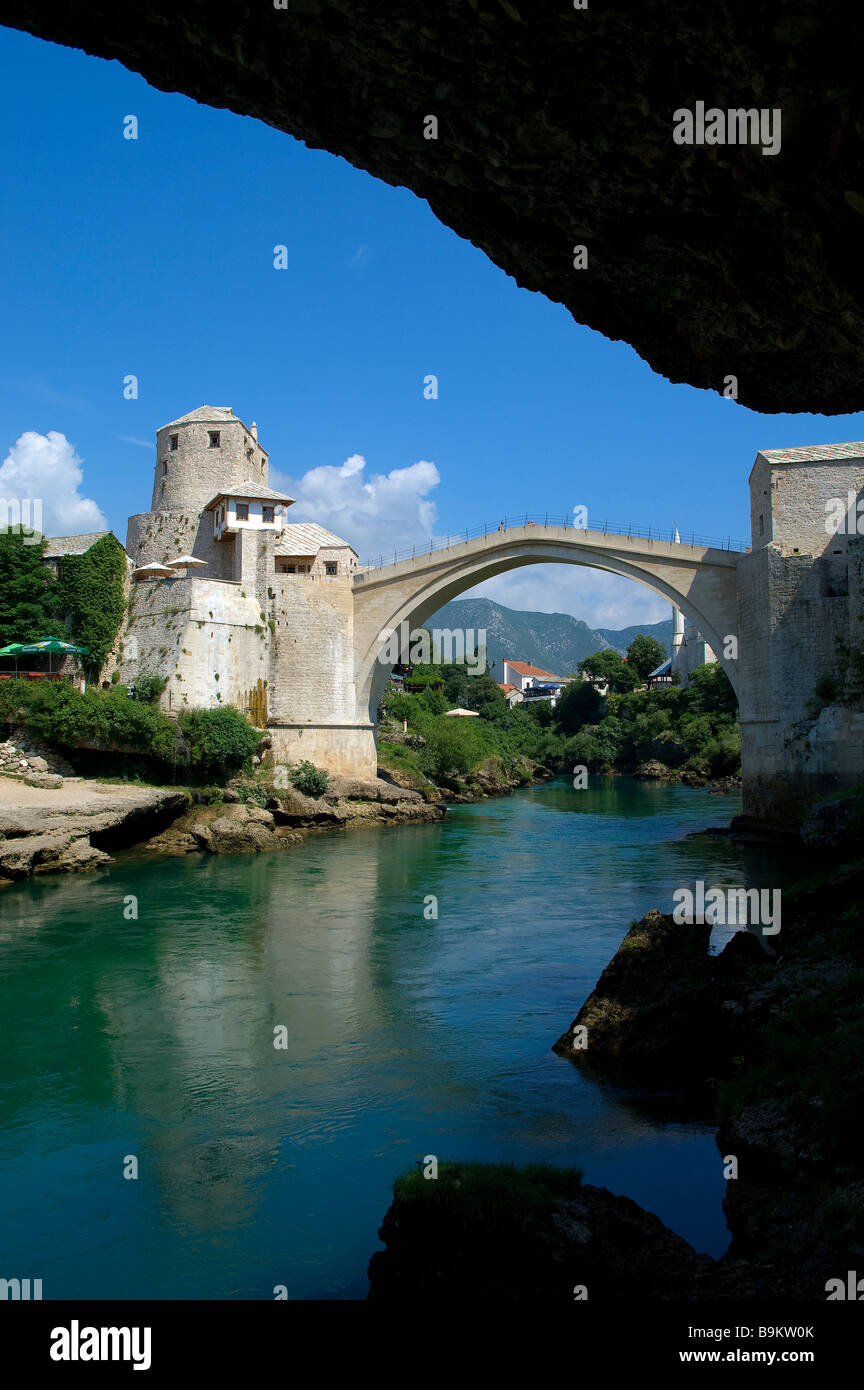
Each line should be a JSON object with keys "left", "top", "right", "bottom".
{"left": 501, "top": 660, "right": 565, "bottom": 708}
{"left": 496, "top": 682, "right": 524, "bottom": 708}
{"left": 206, "top": 483, "right": 295, "bottom": 542}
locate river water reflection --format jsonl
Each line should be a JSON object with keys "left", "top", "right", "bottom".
{"left": 0, "top": 776, "right": 800, "bottom": 1298}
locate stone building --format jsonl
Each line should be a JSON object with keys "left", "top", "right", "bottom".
{"left": 737, "top": 441, "right": 864, "bottom": 824}
{"left": 118, "top": 405, "right": 362, "bottom": 771}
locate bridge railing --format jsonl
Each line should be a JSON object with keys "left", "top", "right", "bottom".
{"left": 355, "top": 513, "right": 747, "bottom": 573}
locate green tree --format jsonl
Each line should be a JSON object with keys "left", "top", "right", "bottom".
{"left": 579, "top": 649, "right": 639, "bottom": 694}
{"left": 555, "top": 678, "right": 605, "bottom": 734}
{"left": 626, "top": 633, "right": 668, "bottom": 682}
{"left": 442, "top": 663, "right": 468, "bottom": 705}
{"left": 462, "top": 671, "right": 507, "bottom": 715}
{"left": 0, "top": 530, "right": 58, "bottom": 646}
{"left": 422, "top": 684, "right": 447, "bottom": 715}
{"left": 686, "top": 663, "right": 738, "bottom": 714}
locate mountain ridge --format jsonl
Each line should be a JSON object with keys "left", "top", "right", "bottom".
{"left": 429, "top": 597, "right": 671, "bottom": 680}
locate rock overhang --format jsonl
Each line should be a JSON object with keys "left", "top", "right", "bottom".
{"left": 5, "top": 1, "right": 864, "bottom": 413}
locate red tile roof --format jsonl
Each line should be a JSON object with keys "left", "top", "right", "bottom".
{"left": 504, "top": 660, "right": 563, "bottom": 680}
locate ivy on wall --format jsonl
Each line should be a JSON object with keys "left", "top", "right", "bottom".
{"left": 0, "top": 531, "right": 57, "bottom": 645}
{"left": 55, "top": 534, "right": 127, "bottom": 676}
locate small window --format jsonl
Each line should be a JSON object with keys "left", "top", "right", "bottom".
{"left": 235, "top": 503, "right": 249, "bottom": 521}
{"left": 325, "top": 562, "right": 338, "bottom": 576}
{"left": 759, "top": 514, "right": 764, "bottom": 536}
{"left": 209, "top": 431, "right": 221, "bottom": 448}
{"left": 262, "top": 506, "right": 275, "bottom": 524}
{"left": 169, "top": 434, "right": 179, "bottom": 451}
{"left": 162, "top": 461, "right": 168, "bottom": 477}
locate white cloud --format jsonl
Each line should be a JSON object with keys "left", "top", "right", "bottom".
{"left": 472, "top": 565, "right": 670, "bottom": 631}
{"left": 118, "top": 435, "right": 155, "bottom": 449}
{"left": 271, "top": 453, "right": 439, "bottom": 561}
{"left": 0, "top": 430, "right": 107, "bottom": 537}
{"left": 270, "top": 451, "right": 666, "bottom": 629}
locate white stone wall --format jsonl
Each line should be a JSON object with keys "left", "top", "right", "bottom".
{"left": 268, "top": 568, "right": 356, "bottom": 725}
{"left": 754, "top": 453, "right": 864, "bottom": 557}
{"left": 117, "top": 575, "right": 270, "bottom": 715}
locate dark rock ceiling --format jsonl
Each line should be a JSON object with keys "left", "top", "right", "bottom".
{"left": 4, "top": 1, "right": 864, "bottom": 414}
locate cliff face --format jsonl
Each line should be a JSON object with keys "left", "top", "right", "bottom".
{"left": 550, "top": 857, "right": 864, "bottom": 1299}
{"left": 7, "top": 1, "right": 864, "bottom": 413}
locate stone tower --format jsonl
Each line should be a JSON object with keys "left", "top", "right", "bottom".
{"left": 151, "top": 406, "right": 268, "bottom": 514}
{"left": 737, "top": 441, "right": 864, "bottom": 826}
{"left": 127, "top": 406, "right": 271, "bottom": 582}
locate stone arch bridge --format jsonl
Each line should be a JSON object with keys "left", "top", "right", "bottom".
{"left": 270, "top": 441, "right": 864, "bottom": 830}
{"left": 353, "top": 518, "right": 741, "bottom": 731}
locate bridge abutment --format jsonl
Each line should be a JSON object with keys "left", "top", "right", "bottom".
{"left": 738, "top": 445, "right": 864, "bottom": 829}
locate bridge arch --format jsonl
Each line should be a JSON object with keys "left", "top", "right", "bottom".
{"left": 353, "top": 526, "right": 741, "bottom": 724}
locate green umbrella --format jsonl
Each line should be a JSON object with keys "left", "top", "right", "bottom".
{"left": 20, "top": 636, "right": 90, "bottom": 673}
{"left": 0, "top": 642, "right": 25, "bottom": 675}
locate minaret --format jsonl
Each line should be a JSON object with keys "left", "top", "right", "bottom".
{"left": 671, "top": 525, "right": 685, "bottom": 668}
{"left": 672, "top": 605, "right": 685, "bottom": 654}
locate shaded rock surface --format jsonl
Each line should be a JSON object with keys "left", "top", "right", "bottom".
{"left": 800, "top": 790, "right": 864, "bottom": 855}
{"left": 0, "top": 729, "right": 75, "bottom": 778}
{"left": 367, "top": 1163, "right": 780, "bottom": 1301}
{"left": 550, "top": 847, "right": 864, "bottom": 1298}
{"left": 368, "top": 1172, "right": 717, "bottom": 1302}
{"left": 6, "top": 3, "right": 864, "bottom": 412}
{"left": 0, "top": 779, "right": 187, "bottom": 880}
{"left": 552, "top": 909, "right": 772, "bottom": 1088}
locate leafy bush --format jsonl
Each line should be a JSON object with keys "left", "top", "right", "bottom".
{"left": 236, "top": 782, "right": 270, "bottom": 807}
{"left": 0, "top": 678, "right": 177, "bottom": 761}
{"left": 196, "top": 785, "right": 224, "bottom": 805}
{"left": 177, "top": 706, "right": 260, "bottom": 778}
{"left": 131, "top": 672, "right": 167, "bottom": 704}
{"left": 289, "top": 760, "right": 329, "bottom": 797}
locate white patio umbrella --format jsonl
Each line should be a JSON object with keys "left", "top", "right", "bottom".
{"left": 443, "top": 707, "right": 480, "bottom": 717}
{"left": 132, "top": 561, "right": 174, "bottom": 579}
{"left": 165, "top": 554, "right": 208, "bottom": 570}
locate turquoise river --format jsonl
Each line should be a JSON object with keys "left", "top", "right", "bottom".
{"left": 0, "top": 776, "right": 799, "bottom": 1299}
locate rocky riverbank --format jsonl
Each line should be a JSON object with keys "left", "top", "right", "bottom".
{"left": 0, "top": 769, "right": 446, "bottom": 880}
{"left": 143, "top": 773, "right": 445, "bottom": 858}
{"left": 368, "top": 791, "right": 864, "bottom": 1301}
{"left": 631, "top": 759, "right": 740, "bottom": 794}
{"left": 379, "top": 746, "right": 553, "bottom": 804}
{"left": 0, "top": 777, "right": 188, "bottom": 880}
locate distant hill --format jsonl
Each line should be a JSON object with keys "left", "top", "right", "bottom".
{"left": 597, "top": 618, "right": 673, "bottom": 654}
{"left": 428, "top": 598, "right": 671, "bottom": 681}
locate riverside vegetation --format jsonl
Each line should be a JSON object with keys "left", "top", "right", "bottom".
{"left": 377, "top": 636, "right": 740, "bottom": 797}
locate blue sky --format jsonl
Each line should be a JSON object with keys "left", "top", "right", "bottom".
{"left": 2, "top": 25, "right": 863, "bottom": 627}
